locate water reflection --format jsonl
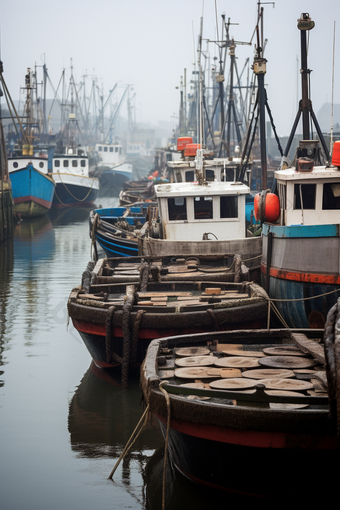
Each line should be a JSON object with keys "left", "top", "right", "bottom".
{"left": 69, "top": 364, "right": 162, "bottom": 457}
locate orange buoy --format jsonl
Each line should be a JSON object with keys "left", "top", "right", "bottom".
{"left": 254, "top": 192, "right": 280, "bottom": 223}
{"left": 332, "top": 141, "right": 340, "bottom": 167}
{"left": 184, "top": 143, "right": 201, "bottom": 157}
{"left": 177, "top": 137, "right": 193, "bottom": 151}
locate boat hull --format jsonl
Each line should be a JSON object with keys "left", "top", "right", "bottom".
{"left": 70, "top": 305, "right": 266, "bottom": 369}
{"left": 52, "top": 173, "right": 99, "bottom": 208}
{"left": 141, "top": 328, "right": 337, "bottom": 497}
{"left": 157, "top": 417, "right": 336, "bottom": 496}
{"left": 10, "top": 166, "right": 55, "bottom": 218}
{"left": 97, "top": 164, "right": 132, "bottom": 192}
{"left": 261, "top": 223, "right": 340, "bottom": 328}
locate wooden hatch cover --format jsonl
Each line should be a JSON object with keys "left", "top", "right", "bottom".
{"left": 259, "top": 356, "right": 315, "bottom": 369}
{"left": 220, "top": 347, "right": 266, "bottom": 357}
{"left": 242, "top": 368, "right": 295, "bottom": 379}
{"left": 209, "top": 378, "right": 259, "bottom": 390}
{"left": 176, "top": 347, "right": 211, "bottom": 357}
{"left": 214, "top": 357, "right": 260, "bottom": 369}
{"left": 174, "top": 367, "right": 241, "bottom": 379}
{"left": 258, "top": 378, "right": 314, "bottom": 391}
{"left": 175, "top": 356, "right": 215, "bottom": 367}
{"left": 262, "top": 345, "right": 305, "bottom": 356}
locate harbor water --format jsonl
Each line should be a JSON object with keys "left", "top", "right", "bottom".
{"left": 1, "top": 195, "right": 255, "bottom": 510}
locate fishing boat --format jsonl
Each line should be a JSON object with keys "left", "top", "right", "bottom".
{"left": 89, "top": 204, "right": 155, "bottom": 258}
{"left": 260, "top": 13, "right": 340, "bottom": 328}
{"left": 140, "top": 321, "right": 337, "bottom": 497}
{"left": 91, "top": 141, "right": 133, "bottom": 192}
{"left": 7, "top": 68, "right": 55, "bottom": 218}
{"left": 138, "top": 178, "right": 261, "bottom": 280}
{"left": 67, "top": 255, "right": 269, "bottom": 386}
{"left": 51, "top": 114, "right": 99, "bottom": 208}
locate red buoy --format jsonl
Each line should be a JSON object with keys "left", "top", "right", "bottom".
{"left": 184, "top": 143, "right": 201, "bottom": 157}
{"left": 254, "top": 192, "right": 280, "bottom": 223}
{"left": 177, "top": 137, "right": 193, "bottom": 151}
{"left": 332, "top": 141, "right": 340, "bottom": 167}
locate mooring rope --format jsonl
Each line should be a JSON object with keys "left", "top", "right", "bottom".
{"left": 159, "top": 381, "right": 171, "bottom": 510}
{"left": 107, "top": 404, "right": 150, "bottom": 480}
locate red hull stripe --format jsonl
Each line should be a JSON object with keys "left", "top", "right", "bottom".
{"left": 156, "top": 415, "right": 337, "bottom": 450}
{"left": 71, "top": 318, "right": 265, "bottom": 340}
{"left": 13, "top": 195, "right": 52, "bottom": 209}
{"left": 261, "top": 263, "right": 340, "bottom": 285}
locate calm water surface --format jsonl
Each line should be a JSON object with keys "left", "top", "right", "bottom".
{"left": 2, "top": 195, "right": 311, "bottom": 510}
{"left": 1, "top": 195, "right": 246, "bottom": 510}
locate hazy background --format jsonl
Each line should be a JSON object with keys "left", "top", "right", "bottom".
{"left": 1, "top": 0, "right": 339, "bottom": 138}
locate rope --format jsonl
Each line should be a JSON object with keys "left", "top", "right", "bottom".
{"left": 159, "top": 381, "right": 171, "bottom": 510}
{"left": 56, "top": 172, "right": 96, "bottom": 202}
{"left": 107, "top": 404, "right": 150, "bottom": 480}
{"left": 268, "top": 287, "right": 340, "bottom": 303}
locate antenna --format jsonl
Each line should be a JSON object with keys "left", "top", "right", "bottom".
{"left": 330, "top": 21, "right": 336, "bottom": 155}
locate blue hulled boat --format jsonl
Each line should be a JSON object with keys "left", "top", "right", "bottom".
{"left": 89, "top": 204, "right": 152, "bottom": 258}
{"left": 8, "top": 156, "right": 55, "bottom": 218}
{"left": 260, "top": 13, "right": 340, "bottom": 328}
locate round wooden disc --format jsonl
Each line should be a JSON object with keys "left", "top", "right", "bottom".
{"left": 258, "top": 378, "right": 314, "bottom": 391}
{"left": 221, "top": 348, "right": 265, "bottom": 358}
{"left": 242, "top": 368, "right": 295, "bottom": 379}
{"left": 175, "top": 356, "right": 214, "bottom": 367}
{"left": 174, "top": 367, "right": 222, "bottom": 379}
{"left": 262, "top": 346, "right": 305, "bottom": 356}
{"left": 209, "top": 378, "right": 258, "bottom": 390}
{"left": 180, "top": 382, "right": 205, "bottom": 389}
{"left": 176, "top": 347, "right": 210, "bottom": 357}
{"left": 265, "top": 390, "right": 309, "bottom": 409}
{"left": 214, "top": 357, "right": 260, "bottom": 368}
{"left": 259, "top": 356, "right": 315, "bottom": 369}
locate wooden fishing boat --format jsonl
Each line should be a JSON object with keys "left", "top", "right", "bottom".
{"left": 89, "top": 204, "right": 155, "bottom": 258}
{"left": 140, "top": 322, "right": 338, "bottom": 497}
{"left": 68, "top": 256, "right": 269, "bottom": 386}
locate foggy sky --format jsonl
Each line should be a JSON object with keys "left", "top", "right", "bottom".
{"left": 1, "top": 0, "right": 339, "bottom": 137}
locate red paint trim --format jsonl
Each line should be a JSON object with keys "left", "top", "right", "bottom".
{"left": 71, "top": 318, "right": 265, "bottom": 341}
{"left": 156, "top": 415, "right": 337, "bottom": 449}
{"left": 13, "top": 195, "right": 52, "bottom": 209}
{"left": 261, "top": 262, "right": 340, "bottom": 285}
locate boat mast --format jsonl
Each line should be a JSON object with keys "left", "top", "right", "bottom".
{"left": 281, "top": 13, "right": 330, "bottom": 167}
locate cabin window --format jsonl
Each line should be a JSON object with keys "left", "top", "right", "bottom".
{"left": 220, "top": 196, "right": 238, "bottom": 218}
{"left": 168, "top": 197, "right": 187, "bottom": 221}
{"left": 185, "top": 170, "right": 195, "bottom": 182}
{"left": 72, "top": 160, "right": 78, "bottom": 167}
{"left": 39, "top": 162, "right": 44, "bottom": 168}
{"left": 110, "top": 147, "right": 113, "bottom": 152}
{"left": 278, "top": 182, "right": 286, "bottom": 211}
{"left": 81, "top": 160, "right": 86, "bottom": 167}
{"left": 54, "top": 160, "right": 60, "bottom": 167}
{"left": 194, "top": 196, "right": 213, "bottom": 219}
{"left": 13, "top": 162, "right": 18, "bottom": 168}
{"left": 98, "top": 146, "right": 102, "bottom": 152}
{"left": 294, "top": 184, "right": 316, "bottom": 209}
{"left": 115, "top": 147, "right": 119, "bottom": 153}
{"left": 63, "top": 160, "right": 69, "bottom": 168}
{"left": 175, "top": 172, "right": 182, "bottom": 182}
{"left": 322, "top": 183, "right": 340, "bottom": 210}
{"left": 206, "top": 169, "right": 215, "bottom": 182}
{"left": 104, "top": 146, "right": 108, "bottom": 152}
